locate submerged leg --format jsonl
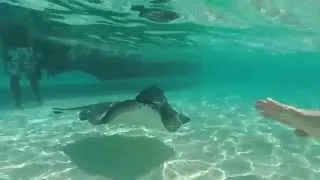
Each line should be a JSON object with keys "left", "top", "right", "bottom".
{"left": 28, "top": 72, "right": 42, "bottom": 105}
{"left": 255, "top": 97, "right": 320, "bottom": 138}
{"left": 255, "top": 97, "right": 303, "bottom": 125}
{"left": 10, "top": 75, "right": 22, "bottom": 109}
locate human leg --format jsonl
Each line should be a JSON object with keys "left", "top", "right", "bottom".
{"left": 9, "top": 75, "right": 22, "bottom": 109}
{"left": 255, "top": 98, "right": 320, "bottom": 138}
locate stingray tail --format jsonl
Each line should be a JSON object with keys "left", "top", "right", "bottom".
{"left": 135, "top": 85, "right": 191, "bottom": 132}
{"left": 52, "top": 104, "right": 94, "bottom": 114}
{"left": 53, "top": 106, "right": 92, "bottom": 121}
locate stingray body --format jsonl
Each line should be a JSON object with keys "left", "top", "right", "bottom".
{"left": 53, "top": 85, "right": 190, "bottom": 132}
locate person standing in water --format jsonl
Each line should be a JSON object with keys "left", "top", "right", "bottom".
{"left": 0, "top": 23, "right": 42, "bottom": 109}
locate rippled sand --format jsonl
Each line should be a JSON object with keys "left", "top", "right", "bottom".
{"left": 1, "top": 86, "right": 320, "bottom": 180}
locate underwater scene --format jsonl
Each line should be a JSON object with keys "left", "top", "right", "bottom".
{"left": 1, "top": 0, "right": 320, "bottom": 179}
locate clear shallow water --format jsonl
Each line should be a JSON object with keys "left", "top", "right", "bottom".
{"left": 1, "top": 0, "right": 320, "bottom": 180}
{"left": 1, "top": 82, "right": 320, "bottom": 180}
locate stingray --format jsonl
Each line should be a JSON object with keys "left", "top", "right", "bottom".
{"left": 52, "top": 85, "right": 190, "bottom": 132}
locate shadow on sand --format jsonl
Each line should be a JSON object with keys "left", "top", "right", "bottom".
{"left": 62, "top": 135, "right": 175, "bottom": 180}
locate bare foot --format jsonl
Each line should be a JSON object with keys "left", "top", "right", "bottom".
{"left": 256, "top": 98, "right": 303, "bottom": 124}
{"left": 255, "top": 97, "right": 310, "bottom": 137}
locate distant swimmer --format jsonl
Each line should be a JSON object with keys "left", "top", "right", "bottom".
{"left": 0, "top": 23, "right": 43, "bottom": 109}
{"left": 256, "top": 97, "right": 320, "bottom": 139}
{"left": 53, "top": 85, "right": 191, "bottom": 133}
{"left": 130, "top": 5, "right": 180, "bottom": 23}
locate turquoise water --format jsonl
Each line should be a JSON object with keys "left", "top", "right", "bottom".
{"left": 1, "top": 0, "right": 320, "bottom": 180}
{"left": 1, "top": 76, "right": 320, "bottom": 180}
